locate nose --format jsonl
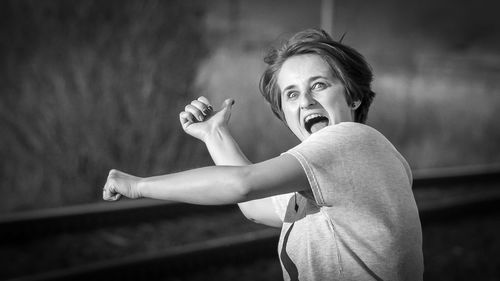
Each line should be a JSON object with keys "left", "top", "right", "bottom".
{"left": 299, "top": 91, "right": 316, "bottom": 109}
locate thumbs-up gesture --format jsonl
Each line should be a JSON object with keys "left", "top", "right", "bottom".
{"left": 179, "top": 96, "right": 235, "bottom": 142}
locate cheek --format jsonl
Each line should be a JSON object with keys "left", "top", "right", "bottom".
{"left": 324, "top": 89, "right": 349, "bottom": 108}
{"left": 281, "top": 102, "right": 293, "bottom": 118}
{"left": 324, "top": 98, "right": 352, "bottom": 121}
{"left": 282, "top": 104, "right": 302, "bottom": 131}
{"left": 282, "top": 111, "right": 294, "bottom": 129}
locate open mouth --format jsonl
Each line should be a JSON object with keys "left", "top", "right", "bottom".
{"left": 304, "top": 113, "right": 329, "bottom": 134}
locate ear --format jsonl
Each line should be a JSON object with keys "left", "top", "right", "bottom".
{"left": 351, "top": 100, "right": 361, "bottom": 110}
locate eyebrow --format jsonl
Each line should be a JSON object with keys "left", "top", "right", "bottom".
{"left": 281, "top": 75, "right": 328, "bottom": 92}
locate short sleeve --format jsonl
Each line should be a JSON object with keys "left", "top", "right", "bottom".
{"left": 283, "top": 122, "right": 410, "bottom": 207}
{"left": 284, "top": 124, "right": 350, "bottom": 206}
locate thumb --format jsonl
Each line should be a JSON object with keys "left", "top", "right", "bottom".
{"left": 220, "top": 98, "right": 235, "bottom": 115}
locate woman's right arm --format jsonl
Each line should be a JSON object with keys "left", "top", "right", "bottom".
{"left": 204, "top": 126, "right": 284, "bottom": 228}
{"left": 179, "top": 97, "right": 284, "bottom": 228}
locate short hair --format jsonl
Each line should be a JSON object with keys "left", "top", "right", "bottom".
{"left": 259, "top": 29, "right": 376, "bottom": 124}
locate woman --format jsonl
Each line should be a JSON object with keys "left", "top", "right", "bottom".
{"left": 103, "top": 29, "right": 423, "bottom": 280}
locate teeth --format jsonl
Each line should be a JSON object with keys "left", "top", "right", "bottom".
{"left": 304, "top": 113, "right": 326, "bottom": 123}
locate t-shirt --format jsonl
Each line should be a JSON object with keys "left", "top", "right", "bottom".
{"left": 272, "top": 122, "right": 423, "bottom": 281}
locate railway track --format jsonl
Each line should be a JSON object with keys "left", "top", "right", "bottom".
{"left": 0, "top": 198, "right": 235, "bottom": 242}
{"left": 2, "top": 164, "right": 500, "bottom": 281}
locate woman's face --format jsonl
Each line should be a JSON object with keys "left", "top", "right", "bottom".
{"left": 277, "top": 54, "right": 354, "bottom": 141}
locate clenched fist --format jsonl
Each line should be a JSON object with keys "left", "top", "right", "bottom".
{"left": 103, "top": 169, "right": 142, "bottom": 201}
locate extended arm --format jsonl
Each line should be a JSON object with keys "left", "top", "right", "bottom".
{"left": 103, "top": 154, "right": 309, "bottom": 207}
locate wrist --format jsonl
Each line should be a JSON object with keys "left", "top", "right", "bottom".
{"left": 203, "top": 126, "right": 230, "bottom": 145}
{"left": 136, "top": 177, "right": 147, "bottom": 198}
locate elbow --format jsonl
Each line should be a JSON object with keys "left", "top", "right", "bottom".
{"left": 231, "top": 166, "right": 254, "bottom": 203}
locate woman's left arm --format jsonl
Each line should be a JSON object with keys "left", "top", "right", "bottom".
{"left": 103, "top": 154, "right": 309, "bottom": 204}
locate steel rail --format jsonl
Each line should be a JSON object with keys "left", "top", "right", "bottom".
{"left": 6, "top": 228, "right": 281, "bottom": 281}
{"left": 412, "top": 163, "right": 500, "bottom": 188}
{"left": 6, "top": 189, "right": 500, "bottom": 281}
{"left": 0, "top": 199, "right": 234, "bottom": 241}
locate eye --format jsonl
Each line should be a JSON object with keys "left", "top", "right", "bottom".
{"left": 286, "top": 91, "right": 299, "bottom": 99}
{"left": 311, "top": 82, "right": 327, "bottom": 91}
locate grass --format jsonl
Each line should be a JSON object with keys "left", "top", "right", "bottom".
{"left": 1, "top": 0, "right": 499, "bottom": 215}
{"left": 0, "top": 0, "right": 211, "bottom": 213}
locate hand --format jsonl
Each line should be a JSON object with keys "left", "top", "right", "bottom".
{"left": 179, "top": 96, "right": 235, "bottom": 142}
{"left": 103, "top": 169, "right": 142, "bottom": 201}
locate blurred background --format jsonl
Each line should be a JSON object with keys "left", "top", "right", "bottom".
{"left": 1, "top": 0, "right": 499, "bottom": 280}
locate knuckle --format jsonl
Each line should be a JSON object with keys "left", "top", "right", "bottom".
{"left": 191, "top": 100, "right": 204, "bottom": 108}
{"left": 198, "top": 96, "right": 210, "bottom": 104}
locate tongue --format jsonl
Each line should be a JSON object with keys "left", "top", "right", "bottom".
{"left": 310, "top": 120, "right": 329, "bottom": 133}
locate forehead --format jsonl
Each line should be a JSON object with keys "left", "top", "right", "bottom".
{"left": 277, "top": 54, "right": 332, "bottom": 90}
